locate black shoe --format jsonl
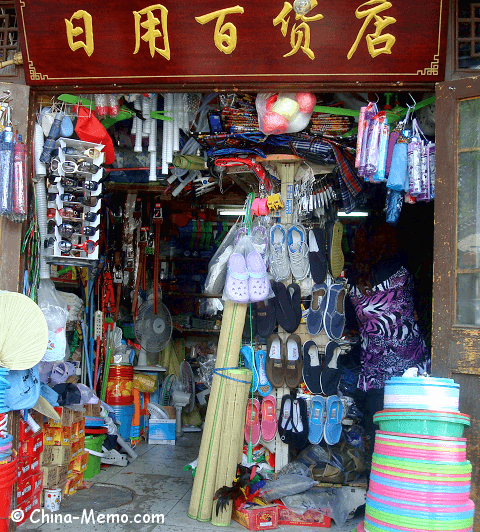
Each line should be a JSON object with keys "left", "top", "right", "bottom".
{"left": 287, "top": 282, "right": 302, "bottom": 332}
{"left": 308, "top": 228, "right": 328, "bottom": 284}
{"left": 272, "top": 282, "right": 297, "bottom": 333}
{"left": 256, "top": 298, "right": 277, "bottom": 338}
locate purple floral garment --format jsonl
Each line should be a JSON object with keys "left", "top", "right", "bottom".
{"left": 349, "top": 266, "right": 429, "bottom": 391}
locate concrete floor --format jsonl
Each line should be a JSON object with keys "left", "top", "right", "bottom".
{"left": 18, "top": 433, "right": 364, "bottom": 532}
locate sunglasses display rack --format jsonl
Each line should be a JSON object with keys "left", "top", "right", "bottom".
{"left": 46, "top": 138, "right": 104, "bottom": 263}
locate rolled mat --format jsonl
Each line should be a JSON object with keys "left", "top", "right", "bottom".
{"left": 211, "top": 368, "right": 252, "bottom": 526}
{"left": 189, "top": 301, "right": 247, "bottom": 521}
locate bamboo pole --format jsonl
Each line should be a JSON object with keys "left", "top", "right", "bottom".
{"left": 211, "top": 368, "right": 251, "bottom": 526}
{"left": 188, "top": 300, "right": 248, "bottom": 521}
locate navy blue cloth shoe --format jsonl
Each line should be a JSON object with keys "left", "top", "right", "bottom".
{"left": 323, "top": 283, "right": 346, "bottom": 340}
{"left": 307, "top": 283, "right": 328, "bottom": 336}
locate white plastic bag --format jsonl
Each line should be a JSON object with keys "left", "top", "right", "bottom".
{"left": 256, "top": 93, "right": 316, "bottom": 135}
{"left": 37, "top": 279, "right": 69, "bottom": 362}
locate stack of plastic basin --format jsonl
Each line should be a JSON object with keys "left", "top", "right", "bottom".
{"left": 109, "top": 404, "right": 135, "bottom": 440}
{"left": 384, "top": 377, "right": 460, "bottom": 412}
{"left": 0, "top": 368, "right": 11, "bottom": 414}
{"left": 0, "top": 452, "right": 17, "bottom": 532}
{"left": 357, "top": 376, "right": 475, "bottom": 532}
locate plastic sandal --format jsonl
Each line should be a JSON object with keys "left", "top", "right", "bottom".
{"left": 246, "top": 251, "right": 270, "bottom": 302}
{"left": 241, "top": 345, "right": 258, "bottom": 393}
{"left": 260, "top": 395, "right": 277, "bottom": 442}
{"left": 255, "top": 350, "right": 272, "bottom": 397}
{"left": 225, "top": 253, "right": 250, "bottom": 303}
{"left": 244, "top": 398, "right": 261, "bottom": 445}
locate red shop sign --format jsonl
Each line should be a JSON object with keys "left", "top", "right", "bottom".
{"left": 15, "top": 0, "right": 448, "bottom": 87}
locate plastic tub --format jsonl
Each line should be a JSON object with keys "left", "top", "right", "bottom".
{"left": 372, "top": 454, "right": 472, "bottom": 474}
{"left": 384, "top": 377, "right": 460, "bottom": 412}
{"left": 109, "top": 404, "right": 134, "bottom": 440}
{"left": 84, "top": 434, "right": 106, "bottom": 480}
{"left": 374, "top": 411, "right": 470, "bottom": 438}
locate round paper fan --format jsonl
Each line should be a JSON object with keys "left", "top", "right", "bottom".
{"left": 0, "top": 292, "right": 49, "bottom": 370}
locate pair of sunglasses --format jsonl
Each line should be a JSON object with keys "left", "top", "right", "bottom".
{"left": 51, "top": 157, "right": 101, "bottom": 175}
{"left": 60, "top": 177, "right": 100, "bottom": 191}
{"left": 47, "top": 208, "right": 100, "bottom": 223}
{"left": 48, "top": 221, "right": 98, "bottom": 238}
{"left": 45, "top": 237, "right": 98, "bottom": 255}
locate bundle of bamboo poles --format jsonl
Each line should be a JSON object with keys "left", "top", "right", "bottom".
{"left": 211, "top": 367, "right": 251, "bottom": 526}
{"left": 189, "top": 300, "right": 249, "bottom": 523}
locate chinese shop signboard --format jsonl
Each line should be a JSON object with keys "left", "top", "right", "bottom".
{"left": 16, "top": 0, "right": 448, "bottom": 87}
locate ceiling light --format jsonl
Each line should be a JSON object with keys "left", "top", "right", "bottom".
{"left": 218, "top": 209, "right": 246, "bottom": 216}
{"left": 337, "top": 211, "right": 369, "bottom": 217}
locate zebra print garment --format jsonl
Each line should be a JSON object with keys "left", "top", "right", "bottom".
{"left": 349, "top": 266, "right": 429, "bottom": 391}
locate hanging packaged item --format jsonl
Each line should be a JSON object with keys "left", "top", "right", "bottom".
{"left": 386, "top": 136, "right": 409, "bottom": 192}
{"left": 0, "top": 127, "right": 15, "bottom": 217}
{"left": 361, "top": 111, "right": 387, "bottom": 181}
{"left": 12, "top": 138, "right": 28, "bottom": 222}
{"left": 385, "top": 189, "right": 403, "bottom": 226}
{"left": 407, "top": 119, "right": 425, "bottom": 197}
{"left": 256, "top": 93, "right": 316, "bottom": 135}
{"left": 356, "top": 101, "right": 378, "bottom": 172}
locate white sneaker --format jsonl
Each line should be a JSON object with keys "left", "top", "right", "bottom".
{"left": 269, "top": 224, "right": 290, "bottom": 281}
{"left": 288, "top": 224, "right": 310, "bottom": 280}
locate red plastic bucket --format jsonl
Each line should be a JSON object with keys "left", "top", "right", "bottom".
{"left": 105, "top": 365, "right": 134, "bottom": 405}
{"left": 0, "top": 468, "right": 16, "bottom": 532}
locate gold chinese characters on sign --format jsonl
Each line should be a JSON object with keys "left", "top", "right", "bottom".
{"left": 347, "top": 0, "right": 396, "bottom": 59}
{"left": 273, "top": 0, "right": 324, "bottom": 60}
{"left": 64, "top": 2, "right": 397, "bottom": 61}
{"left": 195, "top": 6, "right": 245, "bottom": 54}
{"left": 65, "top": 10, "right": 94, "bottom": 57}
{"left": 133, "top": 4, "right": 170, "bottom": 59}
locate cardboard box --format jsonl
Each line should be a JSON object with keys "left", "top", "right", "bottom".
{"left": 18, "top": 457, "right": 30, "bottom": 481}
{"left": 71, "top": 436, "right": 85, "bottom": 459}
{"left": 72, "top": 451, "right": 89, "bottom": 473}
{"left": 84, "top": 403, "right": 101, "bottom": 417}
{"left": 277, "top": 504, "right": 331, "bottom": 528}
{"left": 48, "top": 407, "right": 75, "bottom": 427}
{"left": 33, "top": 431, "right": 44, "bottom": 455}
{"left": 61, "top": 425, "right": 72, "bottom": 446}
{"left": 30, "top": 454, "right": 40, "bottom": 475}
{"left": 43, "top": 425, "right": 62, "bottom": 446}
{"left": 41, "top": 465, "right": 68, "bottom": 489}
{"left": 147, "top": 419, "right": 176, "bottom": 445}
{"left": 72, "top": 419, "right": 85, "bottom": 440}
{"left": 40, "top": 446, "right": 53, "bottom": 466}
{"left": 232, "top": 505, "right": 278, "bottom": 531}
{"left": 51, "top": 445, "right": 71, "bottom": 465}
{"left": 64, "top": 476, "right": 77, "bottom": 496}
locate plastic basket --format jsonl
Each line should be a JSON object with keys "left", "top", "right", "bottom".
{"left": 84, "top": 434, "right": 106, "bottom": 480}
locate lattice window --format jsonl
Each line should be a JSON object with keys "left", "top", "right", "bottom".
{"left": 0, "top": 1, "right": 18, "bottom": 77}
{"left": 458, "top": 0, "right": 480, "bottom": 69}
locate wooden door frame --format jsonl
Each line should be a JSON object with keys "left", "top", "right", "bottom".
{"left": 433, "top": 75, "right": 480, "bottom": 378}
